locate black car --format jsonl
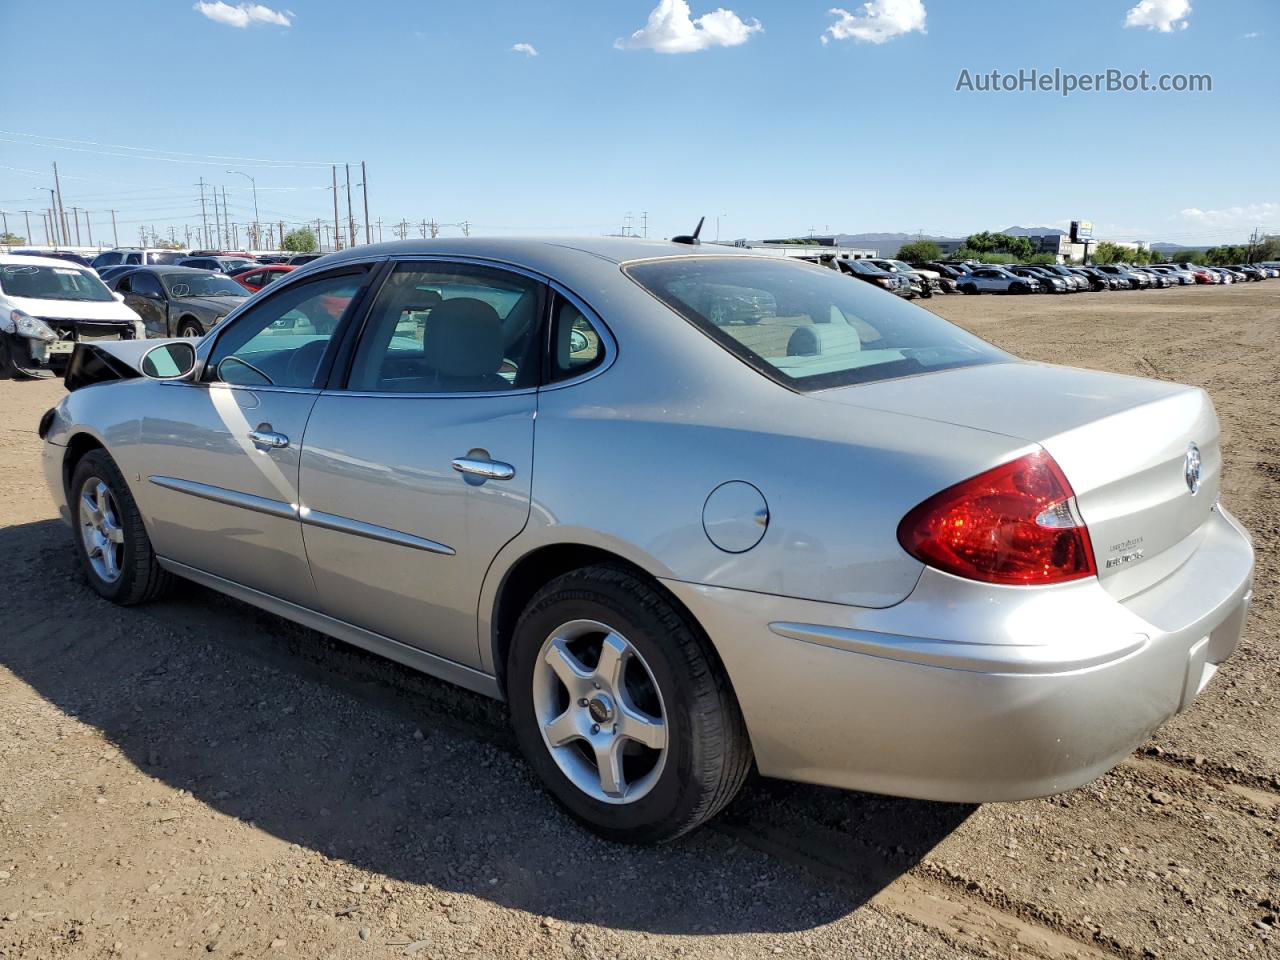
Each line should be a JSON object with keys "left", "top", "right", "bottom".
{"left": 178, "top": 255, "right": 256, "bottom": 274}
{"left": 837, "top": 258, "right": 911, "bottom": 297}
{"left": 1069, "top": 266, "right": 1113, "bottom": 291}
{"left": 108, "top": 266, "right": 249, "bottom": 338}
{"left": 286, "top": 253, "right": 324, "bottom": 266}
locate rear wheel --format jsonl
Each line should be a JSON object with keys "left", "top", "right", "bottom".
{"left": 507, "top": 565, "right": 751, "bottom": 843}
{"left": 70, "top": 449, "right": 173, "bottom": 605}
{"left": 961, "top": 283, "right": 979, "bottom": 295}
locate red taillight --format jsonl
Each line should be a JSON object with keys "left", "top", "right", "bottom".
{"left": 897, "top": 451, "right": 1096, "bottom": 586}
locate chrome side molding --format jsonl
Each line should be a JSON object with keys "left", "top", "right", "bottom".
{"left": 148, "top": 476, "right": 455, "bottom": 556}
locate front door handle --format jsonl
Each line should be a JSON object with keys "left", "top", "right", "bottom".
{"left": 248, "top": 428, "right": 290, "bottom": 451}
{"left": 451, "top": 456, "right": 515, "bottom": 481}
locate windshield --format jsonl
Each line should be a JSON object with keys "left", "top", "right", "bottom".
{"left": 625, "top": 257, "right": 1009, "bottom": 391}
{"left": 147, "top": 251, "right": 186, "bottom": 265}
{"left": 0, "top": 263, "right": 114, "bottom": 302}
{"left": 163, "top": 273, "right": 249, "bottom": 298}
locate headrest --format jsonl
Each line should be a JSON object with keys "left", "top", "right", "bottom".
{"left": 786, "top": 324, "right": 863, "bottom": 357}
{"left": 424, "top": 298, "right": 503, "bottom": 378}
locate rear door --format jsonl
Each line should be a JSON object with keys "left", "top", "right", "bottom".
{"left": 136, "top": 264, "right": 377, "bottom": 607}
{"left": 297, "top": 259, "right": 544, "bottom": 668}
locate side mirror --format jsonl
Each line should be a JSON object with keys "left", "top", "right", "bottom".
{"left": 112, "top": 291, "right": 125, "bottom": 302}
{"left": 569, "top": 329, "right": 589, "bottom": 354}
{"left": 140, "top": 341, "right": 197, "bottom": 380}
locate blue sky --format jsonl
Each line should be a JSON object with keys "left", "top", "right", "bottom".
{"left": 1, "top": 0, "right": 1276, "bottom": 248}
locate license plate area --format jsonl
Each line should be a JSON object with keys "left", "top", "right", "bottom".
{"left": 48, "top": 340, "right": 76, "bottom": 355}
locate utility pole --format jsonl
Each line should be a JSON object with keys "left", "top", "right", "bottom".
{"left": 0, "top": 210, "right": 7, "bottom": 236}
{"left": 20, "top": 211, "right": 33, "bottom": 245}
{"left": 1246, "top": 227, "right": 1260, "bottom": 263}
{"left": 221, "top": 187, "right": 231, "bottom": 248}
{"left": 642, "top": 211, "right": 648, "bottom": 239}
{"left": 85, "top": 211, "right": 93, "bottom": 246}
{"left": 52, "top": 162, "right": 68, "bottom": 248}
{"left": 45, "top": 191, "right": 59, "bottom": 245}
{"left": 212, "top": 186, "right": 222, "bottom": 250}
{"left": 42, "top": 211, "right": 51, "bottom": 244}
{"left": 461, "top": 220, "right": 470, "bottom": 237}
{"left": 345, "top": 163, "right": 356, "bottom": 246}
{"left": 419, "top": 220, "right": 427, "bottom": 239}
{"left": 227, "top": 170, "right": 258, "bottom": 249}
{"left": 197, "top": 180, "right": 209, "bottom": 249}
{"left": 331, "top": 165, "right": 341, "bottom": 252}
{"left": 361, "top": 160, "right": 371, "bottom": 244}
{"left": 375, "top": 217, "right": 383, "bottom": 243}
{"left": 109, "top": 209, "right": 119, "bottom": 247}
{"left": 70, "top": 206, "right": 82, "bottom": 245}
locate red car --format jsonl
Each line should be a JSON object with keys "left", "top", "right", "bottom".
{"left": 233, "top": 264, "right": 296, "bottom": 292}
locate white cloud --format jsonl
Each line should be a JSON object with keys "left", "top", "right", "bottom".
{"left": 1124, "top": 0, "right": 1191, "bottom": 32}
{"left": 822, "top": 0, "right": 926, "bottom": 45}
{"left": 1243, "top": 31, "right": 1261, "bottom": 39}
{"left": 1177, "top": 202, "right": 1279, "bottom": 231}
{"left": 616, "top": 0, "right": 762, "bottom": 54}
{"left": 511, "top": 42, "right": 539, "bottom": 57}
{"left": 194, "top": 1, "right": 291, "bottom": 27}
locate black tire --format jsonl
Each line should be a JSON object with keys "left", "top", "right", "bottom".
{"left": 69, "top": 449, "right": 173, "bottom": 605}
{"left": 0, "top": 332, "right": 16, "bottom": 380}
{"left": 960, "top": 283, "right": 979, "bottom": 295}
{"left": 175, "top": 317, "right": 204, "bottom": 339}
{"left": 507, "top": 564, "right": 752, "bottom": 844}
{"left": 1011, "top": 282, "right": 1030, "bottom": 295}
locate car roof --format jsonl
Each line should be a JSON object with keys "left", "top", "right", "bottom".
{"left": 0, "top": 253, "right": 96, "bottom": 270}
{"left": 311, "top": 236, "right": 758, "bottom": 273}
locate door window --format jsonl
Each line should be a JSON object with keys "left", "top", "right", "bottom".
{"left": 346, "top": 262, "right": 543, "bottom": 393}
{"left": 207, "top": 270, "right": 368, "bottom": 389}
{"left": 130, "top": 271, "right": 164, "bottom": 299}
{"left": 125, "top": 253, "right": 142, "bottom": 265}
{"left": 549, "top": 294, "right": 606, "bottom": 382}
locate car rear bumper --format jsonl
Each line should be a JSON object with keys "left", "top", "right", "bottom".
{"left": 662, "top": 505, "right": 1253, "bottom": 803}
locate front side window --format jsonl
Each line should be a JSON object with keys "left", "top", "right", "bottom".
{"left": 125, "top": 252, "right": 143, "bottom": 265}
{"left": 208, "top": 270, "right": 368, "bottom": 389}
{"left": 346, "top": 262, "right": 543, "bottom": 393}
{"left": 625, "top": 257, "right": 1009, "bottom": 391}
{"left": 0, "top": 263, "right": 114, "bottom": 302}
{"left": 93, "top": 252, "right": 123, "bottom": 268}
{"left": 147, "top": 251, "right": 184, "bottom": 265}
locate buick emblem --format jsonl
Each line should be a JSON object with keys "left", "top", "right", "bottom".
{"left": 1184, "top": 443, "right": 1202, "bottom": 496}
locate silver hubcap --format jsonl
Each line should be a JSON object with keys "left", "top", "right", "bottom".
{"left": 78, "top": 477, "right": 124, "bottom": 583}
{"left": 532, "top": 620, "right": 668, "bottom": 804}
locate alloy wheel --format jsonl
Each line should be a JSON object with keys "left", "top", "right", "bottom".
{"left": 78, "top": 476, "right": 125, "bottom": 583}
{"left": 532, "top": 619, "right": 668, "bottom": 804}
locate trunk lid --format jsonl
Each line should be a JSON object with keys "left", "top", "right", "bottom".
{"left": 818, "top": 361, "right": 1221, "bottom": 600}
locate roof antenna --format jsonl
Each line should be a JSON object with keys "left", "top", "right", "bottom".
{"left": 672, "top": 216, "right": 705, "bottom": 246}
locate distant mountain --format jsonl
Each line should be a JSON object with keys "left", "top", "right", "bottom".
{"left": 1150, "top": 242, "right": 1211, "bottom": 253}
{"left": 832, "top": 232, "right": 962, "bottom": 251}
{"left": 1001, "top": 226, "right": 1067, "bottom": 237}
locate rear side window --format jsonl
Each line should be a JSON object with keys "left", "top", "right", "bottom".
{"left": 625, "top": 257, "right": 1009, "bottom": 391}
{"left": 549, "top": 294, "right": 605, "bottom": 382}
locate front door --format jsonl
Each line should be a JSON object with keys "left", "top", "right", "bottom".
{"left": 119, "top": 270, "right": 168, "bottom": 338}
{"left": 136, "top": 265, "right": 377, "bottom": 607}
{"left": 298, "top": 260, "right": 544, "bottom": 668}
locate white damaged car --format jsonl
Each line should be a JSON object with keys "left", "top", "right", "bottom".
{"left": 0, "top": 254, "right": 145, "bottom": 379}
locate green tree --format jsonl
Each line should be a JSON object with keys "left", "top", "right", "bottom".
{"left": 963, "top": 232, "right": 1034, "bottom": 259}
{"left": 1025, "top": 252, "right": 1057, "bottom": 265}
{"left": 954, "top": 247, "right": 1015, "bottom": 264}
{"left": 895, "top": 239, "right": 942, "bottom": 263}
{"left": 282, "top": 227, "right": 318, "bottom": 253}
{"left": 0, "top": 232, "right": 25, "bottom": 245}
{"left": 1090, "top": 242, "right": 1130, "bottom": 264}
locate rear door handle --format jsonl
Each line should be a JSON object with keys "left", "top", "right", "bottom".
{"left": 248, "top": 428, "right": 290, "bottom": 451}
{"left": 451, "top": 457, "right": 515, "bottom": 481}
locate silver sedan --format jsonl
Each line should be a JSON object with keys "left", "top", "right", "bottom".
{"left": 40, "top": 238, "right": 1254, "bottom": 842}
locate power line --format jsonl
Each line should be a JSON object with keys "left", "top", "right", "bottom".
{"left": 0, "top": 129, "right": 344, "bottom": 167}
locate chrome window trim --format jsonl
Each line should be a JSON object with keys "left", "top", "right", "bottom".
{"left": 159, "top": 380, "right": 322, "bottom": 397}
{"left": 322, "top": 386, "right": 538, "bottom": 400}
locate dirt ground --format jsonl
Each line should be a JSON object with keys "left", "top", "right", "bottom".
{"left": 1, "top": 283, "right": 1277, "bottom": 960}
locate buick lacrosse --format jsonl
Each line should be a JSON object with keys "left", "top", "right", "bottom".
{"left": 40, "top": 238, "right": 1254, "bottom": 842}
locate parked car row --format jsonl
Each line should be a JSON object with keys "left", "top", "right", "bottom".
{"left": 893, "top": 259, "right": 1279, "bottom": 295}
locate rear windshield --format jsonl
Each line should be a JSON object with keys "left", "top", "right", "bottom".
{"left": 146, "top": 251, "right": 186, "bottom": 265}
{"left": 0, "top": 263, "right": 114, "bottom": 302}
{"left": 624, "top": 257, "right": 1009, "bottom": 390}
{"left": 162, "top": 273, "right": 249, "bottom": 298}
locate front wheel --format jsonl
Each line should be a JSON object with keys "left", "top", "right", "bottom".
{"left": 507, "top": 565, "right": 751, "bottom": 843}
{"left": 176, "top": 318, "right": 204, "bottom": 339}
{"left": 70, "top": 449, "right": 173, "bottom": 605}
{"left": 960, "top": 283, "right": 979, "bottom": 295}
